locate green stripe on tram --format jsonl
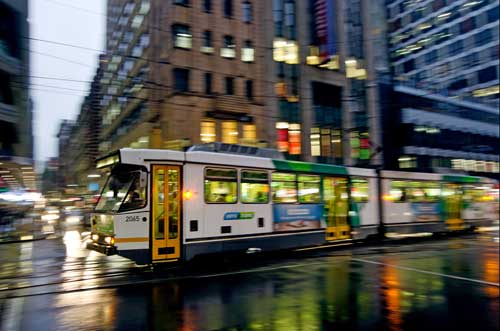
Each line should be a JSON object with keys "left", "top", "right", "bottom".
{"left": 442, "top": 175, "right": 480, "bottom": 183}
{"left": 272, "top": 159, "right": 348, "bottom": 175}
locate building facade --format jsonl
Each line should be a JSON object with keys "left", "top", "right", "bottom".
{"left": 0, "top": 0, "right": 34, "bottom": 191}
{"left": 265, "top": 0, "right": 389, "bottom": 166}
{"left": 98, "top": 0, "right": 271, "bottom": 155}
{"left": 381, "top": 84, "right": 499, "bottom": 178}
{"left": 387, "top": 0, "right": 499, "bottom": 108}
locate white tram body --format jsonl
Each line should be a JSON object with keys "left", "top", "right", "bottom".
{"left": 87, "top": 145, "right": 498, "bottom": 264}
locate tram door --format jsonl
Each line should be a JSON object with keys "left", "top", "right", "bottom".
{"left": 443, "top": 183, "right": 464, "bottom": 230}
{"left": 323, "top": 177, "right": 350, "bottom": 240}
{"left": 152, "top": 165, "right": 181, "bottom": 261}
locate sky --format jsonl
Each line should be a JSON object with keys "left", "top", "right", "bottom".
{"left": 29, "top": 0, "right": 105, "bottom": 166}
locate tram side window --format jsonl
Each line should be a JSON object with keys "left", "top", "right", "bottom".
{"left": 390, "top": 181, "right": 408, "bottom": 202}
{"left": 204, "top": 168, "right": 238, "bottom": 203}
{"left": 298, "top": 175, "right": 321, "bottom": 203}
{"left": 463, "top": 184, "right": 489, "bottom": 203}
{"left": 241, "top": 170, "right": 269, "bottom": 203}
{"left": 407, "top": 181, "right": 441, "bottom": 202}
{"left": 272, "top": 172, "right": 297, "bottom": 203}
{"left": 351, "top": 178, "right": 369, "bottom": 203}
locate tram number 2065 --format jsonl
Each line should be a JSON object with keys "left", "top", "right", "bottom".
{"left": 125, "top": 216, "right": 140, "bottom": 222}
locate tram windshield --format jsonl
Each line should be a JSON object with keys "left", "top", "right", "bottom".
{"left": 95, "top": 166, "right": 147, "bottom": 212}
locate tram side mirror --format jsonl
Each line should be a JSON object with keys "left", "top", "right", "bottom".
{"left": 139, "top": 172, "right": 147, "bottom": 188}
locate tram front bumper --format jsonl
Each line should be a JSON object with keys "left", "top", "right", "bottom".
{"left": 86, "top": 241, "right": 117, "bottom": 256}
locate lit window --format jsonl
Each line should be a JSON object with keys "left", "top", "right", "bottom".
{"left": 241, "top": 170, "right": 269, "bottom": 203}
{"left": 221, "top": 35, "right": 236, "bottom": 58}
{"left": 200, "top": 120, "right": 216, "bottom": 143}
{"left": 172, "top": 24, "right": 192, "bottom": 49}
{"left": 222, "top": 120, "right": 238, "bottom": 143}
{"left": 241, "top": 123, "right": 256, "bottom": 145}
{"left": 241, "top": 40, "right": 254, "bottom": 62}
{"left": 298, "top": 175, "right": 321, "bottom": 203}
{"left": 271, "top": 172, "right": 297, "bottom": 203}
{"left": 310, "top": 128, "right": 320, "bottom": 156}
{"left": 204, "top": 168, "right": 237, "bottom": 203}
{"left": 351, "top": 178, "right": 369, "bottom": 203}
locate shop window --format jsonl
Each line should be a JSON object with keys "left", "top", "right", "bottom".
{"left": 241, "top": 170, "right": 269, "bottom": 203}
{"left": 222, "top": 120, "right": 238, "bottom": 143}
{"left": 271, "top": 172, "right": 297, "bottom": 203}
{"left": 204, "top": 168, "right": 237, "bottom": 203}
{"left": 200, "top": 120, "right": 216, "bottom": 143}
{"left": 351, "top": 178, "right": 369, "bottom": 203}
{"left": 298, "top": 175, "right": 321, "bottom": 203}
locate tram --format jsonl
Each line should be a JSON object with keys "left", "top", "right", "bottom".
{"left": 86, "top": 143, "right": 498, "bottom": 264}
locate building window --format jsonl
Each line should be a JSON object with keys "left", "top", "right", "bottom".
{"left": 224, "top": 0, "right": 233, "bottom": 17}
{"left": 425, "top": 50, "right": 437, "bottom": 64}
{"left": 242, "top": 1, "right": 252, "bottom": 23}
{"left": 203, "top": 0, "right": 212, "bottom": 12}
{"left": 241, "top": 40, "right": 254, "bottom": 62}
{"left": 200, "top": 120, "right": 216, "bottom": 142}
{"left": 225, "top": 77, "right": 235, "bottom": 95}
{"left": 475, "top": 29, "right": 492, "bottom": 47}
{"left": 242, "top": 123, "right": 256, "bottom": 144}
{"left": 221, "top": 35, "right": 236, "bottom": 58}
{"left": 477, "top": 66, "right": 497, "bottom": 84}
{"left": 173, "top": 68, "right": 189, "bottom": 92}
{"left": 222, "top": 120, "right": 238, "bottom": 143}
{"left": 204, "top": 72, "right": 213, "bottom": 94}
{"left": 245, "top": 80, "right": 253, "bottom": 99}
{"left": 174, "top": 0, "right": 189, "bottom": 6}
{"left": 172, "top": 24, "right": 192, "bottom": 49}
{"left": 201, "top": 30, "right": 214, "bottom": 53}
{"left": 448, "top": 40, "right": 463, "bottom": 56}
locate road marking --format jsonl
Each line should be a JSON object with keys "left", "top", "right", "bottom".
{"left": 352, "top": 258, "right": 500, "bottom": 287}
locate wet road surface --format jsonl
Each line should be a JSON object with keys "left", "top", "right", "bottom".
{"left": 0, "top": 228, "right": 498, "bottom": 331}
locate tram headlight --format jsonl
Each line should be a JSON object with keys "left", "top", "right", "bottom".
{"left": 104, "top": 236, "right": 115, "bottom": 245}
{"left": 91, "top": 234, "right": 99, "bottom": 241}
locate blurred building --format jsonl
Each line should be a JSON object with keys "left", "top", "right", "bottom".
{"left": 0, "top": 0, "right": 34, "bottom": 191}
{"left": 97, "top": 0, "right": 271, "bottom": 154}
{"left": 387, "top": 0, "right": 499, "bottom": 108}
{"left": 58, "top": 56, "right": 105, "bottom": 193}
{"left": 381, "top": 85, "right": 499, "bottom": 177}
{"left": 264, "top": 0, "right": 389, "bottom": 166}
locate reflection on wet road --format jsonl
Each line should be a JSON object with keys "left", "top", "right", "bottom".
{"left": 0, "top": 229, "right": 498, "bottom": 331}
